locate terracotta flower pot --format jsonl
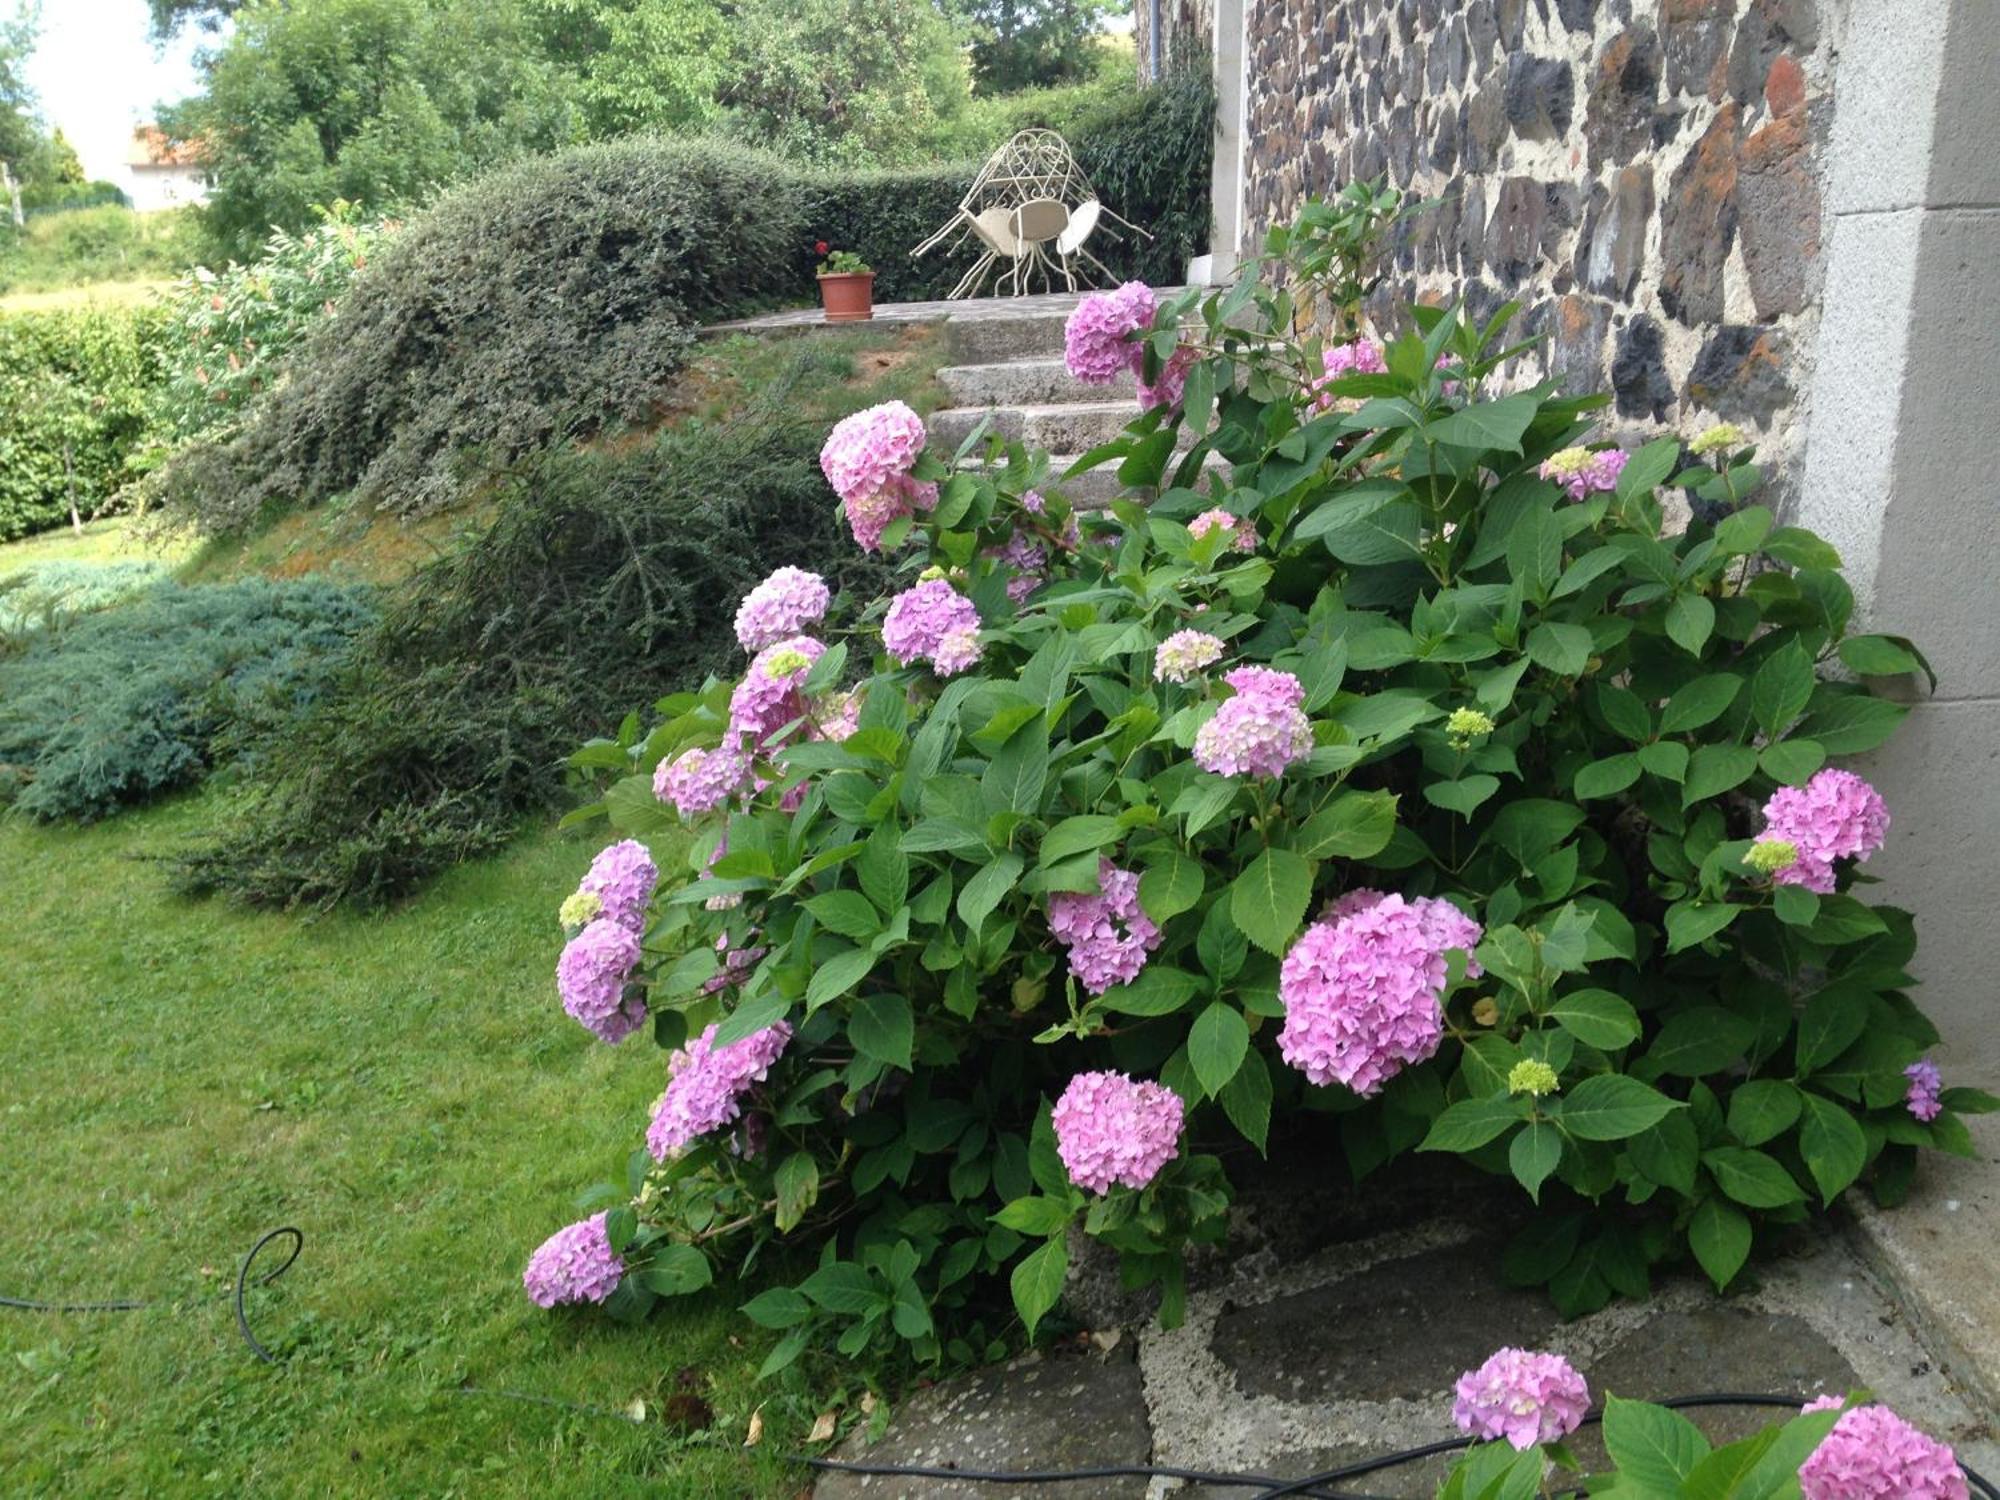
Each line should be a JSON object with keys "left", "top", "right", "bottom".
{"left": 818, "top": 271, "right": 875, "bottom": 323}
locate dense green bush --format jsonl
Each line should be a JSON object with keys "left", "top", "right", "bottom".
{"left": 150, "top": 203, "right": 399, "bottom": 451}
{"left": 159, "top": 138, "right": 804, "bottom": 530}
{"left": 0, "top": 305, "right": 169, "bottom": 541}
{"left": 0, "top": 577, "right": 373, "bottom": 820}
{"left": 798, "top": 67, "right": 1214, "bottom": 301}
{"left": 173, "top": 395, "right": 894, "bottom": 908}
{"left": 533, "top": 198, "right": 1988, "bottom": 1370}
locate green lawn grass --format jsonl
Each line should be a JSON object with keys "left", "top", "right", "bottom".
{"left": 0, "top": 796, "right": 803, "bottom": 1497}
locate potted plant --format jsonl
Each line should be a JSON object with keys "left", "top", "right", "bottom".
{"left": 814, "top": 242, "right": 874, "bottom": 323}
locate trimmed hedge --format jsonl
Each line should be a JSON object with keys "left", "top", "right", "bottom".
{"left": 796, "top": 67, "right": 1215, "bottom": 301}
{"left": 0, "top": 305, "right": 169, "bottom": 541}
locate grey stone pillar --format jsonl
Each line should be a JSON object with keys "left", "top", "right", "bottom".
{"left": 1797, "top": 0, "right": 2000, "bottom": 1084}
{"left": 1208, "top": 0, "right": 1247, "bottom": 280}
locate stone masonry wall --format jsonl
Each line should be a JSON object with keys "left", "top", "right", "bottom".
{"left": 1239, "top": 0, "right": 1837, "bottom": 477}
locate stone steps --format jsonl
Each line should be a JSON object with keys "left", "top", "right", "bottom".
{"left": 928, "top": 398, "right": 1146, "bottom": 456}
{"left": 943, "top": 307, "right": 1074, "bottom": 364}
{"left": 937, "top": 356, "right": 1131, "bottom": 408}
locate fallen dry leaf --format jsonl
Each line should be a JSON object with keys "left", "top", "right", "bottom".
{"left": 807, "top": 1410, "right": 837, "bottom": 1444}
{"left": 744, "top": 1405, "right": 765, "bottom": 1448}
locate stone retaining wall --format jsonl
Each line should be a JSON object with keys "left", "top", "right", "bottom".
{"left": 1227, "top": 0, "right": 1838, "bottom": 476}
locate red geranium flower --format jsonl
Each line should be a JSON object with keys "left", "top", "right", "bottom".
{"left": 815, "top": 240, "right": 829, "bottom": 255}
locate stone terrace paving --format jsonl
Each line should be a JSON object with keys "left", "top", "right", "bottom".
{"left": 704, "top": 298, "right": 2000, "bottom": 1499}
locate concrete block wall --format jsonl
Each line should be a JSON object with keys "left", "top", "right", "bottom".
{"left": 1799, "top": 0, "right": 2000, "bottom": 1087}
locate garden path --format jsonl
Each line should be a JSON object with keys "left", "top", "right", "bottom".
{"left": 816, "top": 1135, "right": 2000, "bottom": 1497}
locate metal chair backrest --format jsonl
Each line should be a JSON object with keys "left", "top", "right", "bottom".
{"left": 1056, "top": 198, "right": 1102, "bottom": 255}
{"left": 966, "top": 206, "right": 1021, "bottom": 257}
{"left": 1012, "top": 198, "right": 1069, "bottom": 247}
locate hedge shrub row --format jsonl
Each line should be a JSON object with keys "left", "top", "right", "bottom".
{"left": 0, "top": 305, "right": 169, "bottom": 541}
{"left": 796, "top": 66, "right": 1214, "bottom": 302}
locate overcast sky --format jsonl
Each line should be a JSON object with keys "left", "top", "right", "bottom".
{"left": 22, "top": 0, "right": 212, "bottom": 181}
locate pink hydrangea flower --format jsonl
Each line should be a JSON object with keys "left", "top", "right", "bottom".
{"left": 813, "top": 688, "right": 863, "bottom": 743}
{"left": 1539, "top": 445, "right": 1629, "bottom": 501}
{"left": 734, "top": 566, "right": 831, "bottom": 653}
{"left": 729, "top": 635, "right": 827, "bottom": 745}
{"left": 844, "top": 471, "right": 939, "bottom": 553}
{"left": 1760, "top": 769, "right": 1890, "bottom": 895}
{"left": 1906, "top": 1059, "right": 1944, "bottom": 1122}
{"left": 522, "top": 1212, "right": 625, "bottom": 1308}
{"left": 556, "top": 918, "right": 646, "bottom": 1044}
{"left": 985, "top": 531, "right": 1048, "bottom": 604}
{"left": 1021, "top": 489, "right": 1047, "bottom": 515}
{"left": 932, "top": 625, "right": 984, "bottom": 676}
{"left": 819, "top": 400, "right": 927, "bottom": 505}
{"left": 882, "top": 579, "right": 981, "bottom": 671}
{"left": 1803, "top": 1394, "right": 1850, "bottom": 1415}
{"left": 1323, "top": 888, "right": 1487, "bottom": 979}
{"left": 1193, "top": 667, "right": 1313, "bottom": 778}
{"left": 1188, "top": 508, "right": 1259, "bottom": 554}
{"left": 1312, "top": 338, "right": 1389, "bottom": 410}
{"left": 1278, "top": 893, "right": 1483, "bottom": 1094}
{"left": 1452, "top": 1348, "right": 1591, "bottom": 1450}
{"left": 1052, "top": 1070, "right": 1185, "bottom": 1194}
{"left": 1220, "top": 665, "right": 1303, "bottom": 706}
{"left": 646, "top": 1021, "right": 794, "bottom": 1159}
{"left": 1137, "top": 343, "right": 1196, "bottom": 412}
{"left": 575, "top": 838, "right": 657, "bottom": 933}
{"left": 1154, "top": 629, "right": 1226, "bottom": 684}
{"left": 1047, "top": 860, "right": 1163, "bottom": 995}
{"left": 1064, "top": 282, "right": 1157, "bottom": 384}
{"left": 655, "top": 742, "right": 751, "bottom": 819}
{"left": 1798, "top": 1404, "right": 1968, "bottom": 1500}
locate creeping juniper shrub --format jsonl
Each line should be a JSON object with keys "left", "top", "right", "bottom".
{"left": 0, "top": 578, "right": 373, "bottom": 821}
{"left": 172, "top": 404, "right": 894, "bottom": 909}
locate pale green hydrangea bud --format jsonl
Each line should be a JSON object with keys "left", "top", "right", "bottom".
{"left": 1745, "top": 838, "right": 1800, "bottom": 876}
{"left": 1690, "top": 423, "right": 1744, "bottom": 457}
{"left": 1446, "top": 707, "right": 1496, "bottom": 749}
{"left": 559, "top": 890, "right": 603, "bottom": 930}
{"left": 1508, "top": 1059, "right": 1560, "bottom": 1097}
{"left": 762, "top": 647, "right": 813, "bottom": 679}
{"left": 918, "top": 564, "right": 949, "bottom": 583}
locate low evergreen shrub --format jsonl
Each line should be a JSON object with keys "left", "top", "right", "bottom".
{"left": 0, "top": 577, "right": 373, "bottom": 821}
{"left": 172, "top": 397, "right": 894, "bottom": 909}
{"left": 0, "top": 559, "right": 166, "bottom": 636}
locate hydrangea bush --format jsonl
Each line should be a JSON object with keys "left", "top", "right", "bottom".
{"left": 1438, "top": 1347, "right": 1970, "bottom": 1500}
{"left": 529, "top": 198, "right": 1994, "bottom": 1366}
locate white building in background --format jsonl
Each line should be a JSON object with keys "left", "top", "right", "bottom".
{"left": 121, "top": 126, "right": 211, "bottom": 212}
